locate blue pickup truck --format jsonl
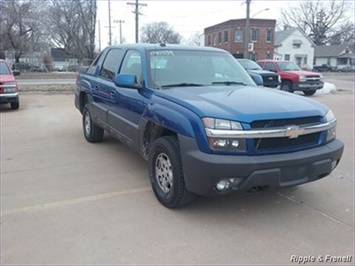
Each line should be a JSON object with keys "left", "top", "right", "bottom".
{"left": 75, "top": 44, "right": 344, "bottom": 208}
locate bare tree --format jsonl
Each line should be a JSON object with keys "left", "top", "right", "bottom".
{"left": 183, "top": 32, "right": 203, "bottom": 46}
{"left": 140, "top": 21, "right": 181, "bottom": 44}
{"left": 0, "top": 0, "right": 45, "bottom": 62}
{"left": 327, "top": 22, "right": 354, "bottom": 46}
{"left": 280, "top": 0, "right": 351, "bottom": 45}
{"left": 46, "top": 0, "right": 97, "bottom": 61}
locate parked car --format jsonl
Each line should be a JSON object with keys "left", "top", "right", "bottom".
{"left": 257, "top": 60, "right": 324, "bottom": 96}
{"left": 313, "top": 64, "right": 336, "bottom": 72}
{"left": 74, "top": 44, "right": 343, "bottom": 208}
{"left": 337, "top": 65, "right": 355, "bottom": 72}
{"left": 237, "top": 59, "right": 280, "bottom": 88}
{"left": 0, "top": 59, "right": 20, "bottom": 109}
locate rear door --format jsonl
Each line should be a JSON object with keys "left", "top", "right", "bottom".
{"left": 93, "top": 48, "right": 123, "bottom": 127}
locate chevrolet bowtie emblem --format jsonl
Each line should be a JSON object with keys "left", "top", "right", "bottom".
{"left": 286, "top": 125, "right": 304, "bottom": 139}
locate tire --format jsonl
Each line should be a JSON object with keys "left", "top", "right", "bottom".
{"left": 280, "top": 81, "right": 294, "bottom": 93}
{"left": 11, "top": 101, "right": 19, "bottom": 110}
{"left": 149, "top": 136, "right": 196, "bottom": 208}
{"left": 303, "top": 90, "right": 316, "bottom": 96}
{"left": 82, "top": 104, "right": 104, "bottom": 142}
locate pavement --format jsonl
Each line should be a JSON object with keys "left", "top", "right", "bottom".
{"left": 1, "top": 74, "right": 354, "bottom": 265}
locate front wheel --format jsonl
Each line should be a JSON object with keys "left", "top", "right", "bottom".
{"left": 149, "top": 136, "right": 196, "bottom": 208}
{"left": 280, "top": 81, "right": 294, "bottom": 93}
{"left": 303, "top": 90, "right": 317, "bottom": 96}
{"left": 82, "top": 104, "right": 104, "bottom": 142}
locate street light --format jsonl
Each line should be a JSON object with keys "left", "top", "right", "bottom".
{"left": 252, "top": 8, "right": 270, "bottom": 18}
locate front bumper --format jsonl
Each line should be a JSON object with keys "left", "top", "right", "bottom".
{"left": 179, "top": 135, "right": 344, "bottom": 195}
{"left": 0, "top": 92, "right": 19, "bottom": 104}
{"left": 294, "top": 81, "right": 324, "bottom": 91}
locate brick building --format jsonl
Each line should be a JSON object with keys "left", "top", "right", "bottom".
{"left": 204, "top": 19, "right": 276, "bottom": 61}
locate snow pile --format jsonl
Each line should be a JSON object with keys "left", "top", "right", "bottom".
{"left": 316, "top": 82, "right": 336, "bottom": 95}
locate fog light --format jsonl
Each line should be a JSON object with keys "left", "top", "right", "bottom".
{"left": 216, "top": 179, "right": 231, "bottom": 191}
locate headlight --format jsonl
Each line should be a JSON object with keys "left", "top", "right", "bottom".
{"left": 202, "top": 118, "right": 246, "bottom": 152}
{"left": 299, "top": 75, "right": 306, "bottom": 82}
{"left": 325, "top": 110, "right": 335, "bottom": 122}
{"left": 278, "top": 75, "right": 281, "bottom": 83}
{"left": 324, "top": 110, "right": 336, "bottom": 142}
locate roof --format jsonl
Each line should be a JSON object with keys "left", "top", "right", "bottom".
{"left": 275, "top": 27, "right": 315, "bottom": 46}
{"left": 314, "top": 44, "right": 354, "bottom": 57}
{"left": 50, "top": 48, "right": 72, "bottom": 62}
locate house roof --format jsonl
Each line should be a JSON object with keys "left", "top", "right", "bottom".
{"left": 314, "top": 44, "right": 353, "bottom": 57}
{"left": 275, "top": 27, "right": 315, "bottom": 46}
{"left": 50, "top": 48, "right": 72, "bottom": 62}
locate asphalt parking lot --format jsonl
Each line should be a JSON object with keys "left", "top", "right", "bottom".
{"left": 1, "top": 74, "right": 354, "bottom": 265}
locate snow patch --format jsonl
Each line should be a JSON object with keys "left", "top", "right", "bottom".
{"left": 316, "top": 82, "right": 336, "bottom": 95}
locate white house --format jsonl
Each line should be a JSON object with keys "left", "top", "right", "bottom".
{"left": 314, "top": 44, "right": 354, "bottom": 69}
{"left": 274, "top": 27, "right": 315, "bottom": 70}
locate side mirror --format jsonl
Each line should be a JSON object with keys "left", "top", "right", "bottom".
{"left": 250, "top": 73, "right": 263, "bottom": 86}
{"left": 114, "top": 74, "right": 140, "bottom": 89}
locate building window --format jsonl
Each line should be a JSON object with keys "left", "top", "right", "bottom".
{"left": 218, "top": 32, "right": 222, "bottom": 44}
{"left": 265, "top": 52, "right": 271, "bottom": 59}
{"left": 284, "top": 54, "right": 290, "bottom": 60}
{"left": 223, "top": 30, "right": 228, "bottom": 43}
{"left": 234, "top": 29, "right": 243, "bottom": 42}
{"left": 250, "top": 28, "right": 259, "bottom": 42}
{"left": 213, "top": 34, "right": 217, "bottom": 45}
{"left": 266, "top": 29, "right": 273, "bottom": 42}
{"left": 207, "top": 35, "right": 211, "bottom": 46}
{"left": 292, "top": 40, "right": 302, "bottom": 48}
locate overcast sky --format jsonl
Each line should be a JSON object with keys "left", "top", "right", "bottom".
{"left": 96, "top": 0, "right": 354, "bottom": 47}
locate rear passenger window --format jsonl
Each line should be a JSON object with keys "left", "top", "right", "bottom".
{"left": 87, "top": 54, "right": 102, "bottom": 75}
{"left": 100, "top": 49, "right": 122, "bottom": 80}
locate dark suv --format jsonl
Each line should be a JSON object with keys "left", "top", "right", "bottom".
{"left": 237, "top": 59, "right": 280, "bottom": 89}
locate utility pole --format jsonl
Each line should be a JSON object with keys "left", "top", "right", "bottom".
{"left": 244, "top": 0, "right": 251, "bottom": 59}
{"left": 108, "top": 0, "right": 112, "bottom": 45}
{"left": 114, "top": 20, "right": 125, "bottom": 44}
{"left": 127, "top": 0, "right": 147, "bottom": 43}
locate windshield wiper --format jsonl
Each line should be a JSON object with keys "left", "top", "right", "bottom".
{"left": 212, "top": 81, "right": 246, "bottom": 86}
{"left": 161, "top": 83, "right": 204, "bottom": 88}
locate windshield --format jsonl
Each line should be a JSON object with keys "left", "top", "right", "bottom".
{"left": 0, "top": 62, "right": 11, "bottom": 75}
{"left": 147, "top": 49, "right": 256, "bottom": 89}
{"left": 277, "top": 61, "right": 301, "bottom": 71}
{"left": 237, "top": 59, "right": 262, "bottom": 70}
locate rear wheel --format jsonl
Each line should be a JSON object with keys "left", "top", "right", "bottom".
{"left": 82, "top": 104, "right": 104, "bottom": 142}
{"left": 11, "top": 101, "right": 19, "bottom": 110}
{"left": 280, "top": 81, "right": 293, "bottom": 93}
{"left": 303, "top": 90, "right": 317, "bottom": 96}
{"left": 149, "top": 136, "right": 196, "bottom": 208}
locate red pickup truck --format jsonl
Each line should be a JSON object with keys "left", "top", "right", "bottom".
{"left": 257, "top": 60, "right": 324, "bottom": 96}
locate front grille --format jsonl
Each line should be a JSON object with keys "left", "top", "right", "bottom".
{"left": 254, "top": 133, "right": 319, "bottom": 150}
{"left": 250, "top": 117, "right": 321, "bottom": 129}
{"left": 250, "top": 117, "right": 322, "bottom": 152}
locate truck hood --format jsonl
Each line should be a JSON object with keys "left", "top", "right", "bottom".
{"left": 154, "top": 85, "right": 328, "bottom": 123}
{"left": 281, "top": 70, "right": 321, "bottom": 76}
{"left": 247, "top": 69, "right": 278, "bottom": 76}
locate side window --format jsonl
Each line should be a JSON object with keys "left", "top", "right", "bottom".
{"left": 99, "top": 49, "right": 122, "bottom": 80}
{"left": 87, "top": 53, "right": 102, "bottom": 75}
{"left": 119, "top": 50, "right": 142, "bottom": 81}
{"left": 265, "top": 62, "right": 276, "bottom": 72}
